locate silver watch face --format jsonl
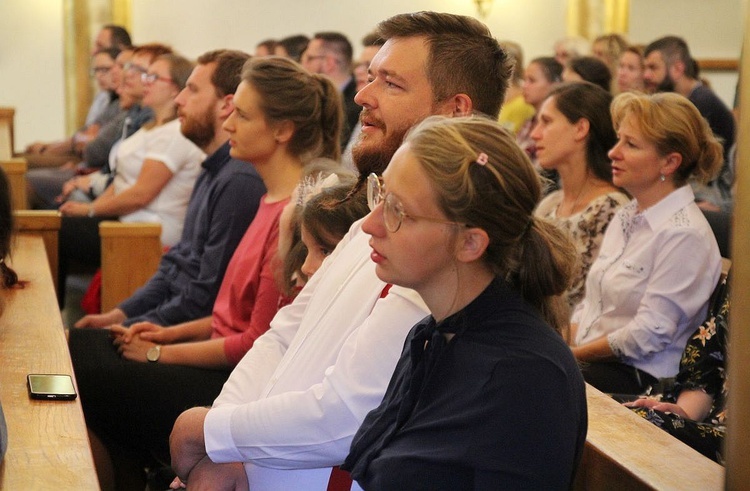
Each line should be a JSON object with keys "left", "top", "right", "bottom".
{"left": 147, "top": 346, "right": 160, "bottom": 362}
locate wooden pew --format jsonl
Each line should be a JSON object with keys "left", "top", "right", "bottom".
{"left": 99, "top": 221, "right": 162, "bottom": 312}
{"left": 0, "top": 234, "right": 99, "bottom": 488}
{"left": 0, "top": 157, "right": 27, "bottom": 211}
{"left": 574, "top": 384, "right": 724, "bottom": 490}
{"left": 0, "top": 107, "right": 14, "bottom": 160}
{"left": 13, "top": 210, "right": 61, "bottom": 294}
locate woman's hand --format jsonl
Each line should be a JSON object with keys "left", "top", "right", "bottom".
{"left": 59, "top": 200, "right": 92, "bottom": 217}
{"left": 625, "top": 397, "right": 691, "bottom": 419}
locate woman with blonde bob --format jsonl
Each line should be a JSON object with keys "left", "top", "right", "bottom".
{"left": 343, "top": 116, "right": 587, "bottom": 489}
{"left": 571, "top": 92, "right": 722, "bottom": 395}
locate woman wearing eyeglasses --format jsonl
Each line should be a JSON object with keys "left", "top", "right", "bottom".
{"left": 57, "top": 53, "right": 203, "bottom": 304}
{"left": 342, "top": 116, "right": 587, "bottom": 490}
{"left": 59, "top": 53, "right": 203, "bottom": 246}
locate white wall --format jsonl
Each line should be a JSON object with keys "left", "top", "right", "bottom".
{"left": 0, "top": 0, "right": 66, "bottom": 151}
{"left": 1, "top": 0, "right": 744, "bottom": 149}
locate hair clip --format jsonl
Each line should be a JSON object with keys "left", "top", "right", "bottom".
{"left": 475, "top": 152, "right": 489, "bottom": 166}
{"left": 296, "top": 172, "right": 341, "bottom": 207}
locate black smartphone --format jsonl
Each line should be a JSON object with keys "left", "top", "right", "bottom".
{"left": 27, "top": 374, "right": 78, "bottom": 401}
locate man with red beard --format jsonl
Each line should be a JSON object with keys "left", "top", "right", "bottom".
{"left": 171, "top": 12, "right": 512, "bottom": 490}
{"left": 75, "top": 50, "right": 265, "bottom": 328}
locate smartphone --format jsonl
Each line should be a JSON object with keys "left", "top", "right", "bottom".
{"left": 27, "top": 374, "right": 77, "bottom": 401}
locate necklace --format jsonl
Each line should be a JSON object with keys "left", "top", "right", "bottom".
{"left": 558, "top": 176, "right": 589, "bottom": 217}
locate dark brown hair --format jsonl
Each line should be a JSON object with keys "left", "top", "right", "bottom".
{"left": 547, "top": 82, "right": 616, "bottom": 181}
{"left": 0, "top": 168, "right": 18, "bottom": 289}
{"left": 376, "top": 11, "right": 513, "bottom": 118}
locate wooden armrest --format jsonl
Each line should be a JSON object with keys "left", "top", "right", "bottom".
{"left": 12, "top": 210, "right": 61, "bottom": 291}
{"left": 0, "top": 157, "right": 28, "bottom": 210}
{"left": 99, "top": 221, "right": 163, "bottom": 312}
{"left": 574, "top": 384, "right": 724, "bottom": 490}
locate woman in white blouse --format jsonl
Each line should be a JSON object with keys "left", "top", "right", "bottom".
{"left": 59, "top": 53, "right": 204, "bottom": 246}
{"left": 571, "top": 92, "right": 722, "bottom": 395}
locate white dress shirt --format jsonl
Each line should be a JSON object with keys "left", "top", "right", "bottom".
{"left": 204, "top": 218, "right": 429, "bottom": 490}
{"left": 572, "top": 185, "right": 720, "bottom": 378}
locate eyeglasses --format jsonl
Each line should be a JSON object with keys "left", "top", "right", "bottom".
{"left": 141, "top": 72, "right": 174, "bottom": 85}
{"left": 123, "top": 62, "right": 148, "bottom": 75}
{"left": 302, "top": 54, "right": 327, "bottom": 64}
{"left": 366, "top": 173, "right": 464, "bottom": 233}
{"left": 90, "top": 65, "right": 113, "bottom": 76}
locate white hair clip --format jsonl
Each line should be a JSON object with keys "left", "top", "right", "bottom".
{"left": 296, "top": 172, "right": 341, "bottom": 207}
{"left": 475, "top": 152, "right": 489, "bottom": 166}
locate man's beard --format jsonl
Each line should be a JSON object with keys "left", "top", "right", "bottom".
{"left": 180, "top": 106, "right": 215, "bottom": 150}
{"left": 352, "top": 112, "right": 409, "bottom": 180}
{"left": 655, "top": 72, "right": 676, "bottom": 93}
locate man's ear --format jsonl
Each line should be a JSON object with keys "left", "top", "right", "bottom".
{"left": 456, "top": 227, "right": 489, "bottom": 263}
{"left": 669, "top": 60, "right": 685, "bottom": 80}
{"left": 218, "top": 94, "right": 234, "bottom": 120}
{"left": 438, "top": 94, "right": 474, "bottom": 117}
{"left": 451, "top": 94, "right": 473, "bottom": 117}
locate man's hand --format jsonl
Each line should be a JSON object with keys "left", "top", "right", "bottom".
{"left": 74, "top": 308, "right": 126, "bottom": 329}
{"left": 171, "top": 407, "right": 211, "bottom": 480}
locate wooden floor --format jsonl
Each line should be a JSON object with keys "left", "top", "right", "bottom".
{"left": 0, "top": 234, "right": 98, "bottom": 489}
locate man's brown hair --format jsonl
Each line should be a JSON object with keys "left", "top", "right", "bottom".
{"left": 376, "top": 11, "right": 512, "bottom": 118}
{"left": 197, "top": 49, "right": 251, "bottom": 97}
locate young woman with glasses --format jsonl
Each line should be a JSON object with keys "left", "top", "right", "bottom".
{"left": 343, "top": 115, "right": 587, "bottom": 489}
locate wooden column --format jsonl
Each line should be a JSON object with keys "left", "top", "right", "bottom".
{"left": 724, "top": 4, "right": 750, "bottom": 489}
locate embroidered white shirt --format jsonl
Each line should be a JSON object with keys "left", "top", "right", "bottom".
{"left": 572, "top": 185, "right": 720, "bottom": 378}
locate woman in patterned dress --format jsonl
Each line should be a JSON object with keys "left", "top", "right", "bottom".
{"left": 533, "top": 82, "right": 629, "bottom": 312}
{"left": 627, "top": 297, "right": 728, "bottom": 463}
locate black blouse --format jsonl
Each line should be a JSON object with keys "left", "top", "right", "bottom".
{"left": 343, "top": 279, "right": 587, "bottom": 490}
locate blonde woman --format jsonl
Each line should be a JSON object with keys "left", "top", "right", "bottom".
{"left": 571, "top": 92, "right": 722, "bottom": 395}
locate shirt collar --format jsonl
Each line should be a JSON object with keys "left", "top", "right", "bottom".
{"left": 202, "top": 140, "right": 231, "bottom": 172}
{"left": 637, "top": 185, "right": 696, "bottom": 230}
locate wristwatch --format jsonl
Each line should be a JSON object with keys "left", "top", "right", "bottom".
{"left": 146, "top": 345, "right": 161, "bottom": 363}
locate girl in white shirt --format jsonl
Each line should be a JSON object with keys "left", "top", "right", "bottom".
{"left": 571, "top": 92, "right": 722, "bottom": 395}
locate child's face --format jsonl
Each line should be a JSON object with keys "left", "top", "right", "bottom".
{"left": 300, "top": 224, "right": 334, "bottom": 279}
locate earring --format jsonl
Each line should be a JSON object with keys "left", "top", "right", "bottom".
{"left": 659, "top": 174, "right": 666, "bottom": 182}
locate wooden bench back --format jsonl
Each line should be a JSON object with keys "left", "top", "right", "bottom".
{"left": 0, "top": 107, "right": 14, "bottom": 160}
{"left": 99, "top": 221, "right": 163, "bottom": 312}
{"left": 575, "top": 384, "right": 724, "bottom": 490}
{"left": 0, "top": 157, "right": 28, "bottom": 211}
{"left": 13, "top": 210, "right": 61, "bottom": 293}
